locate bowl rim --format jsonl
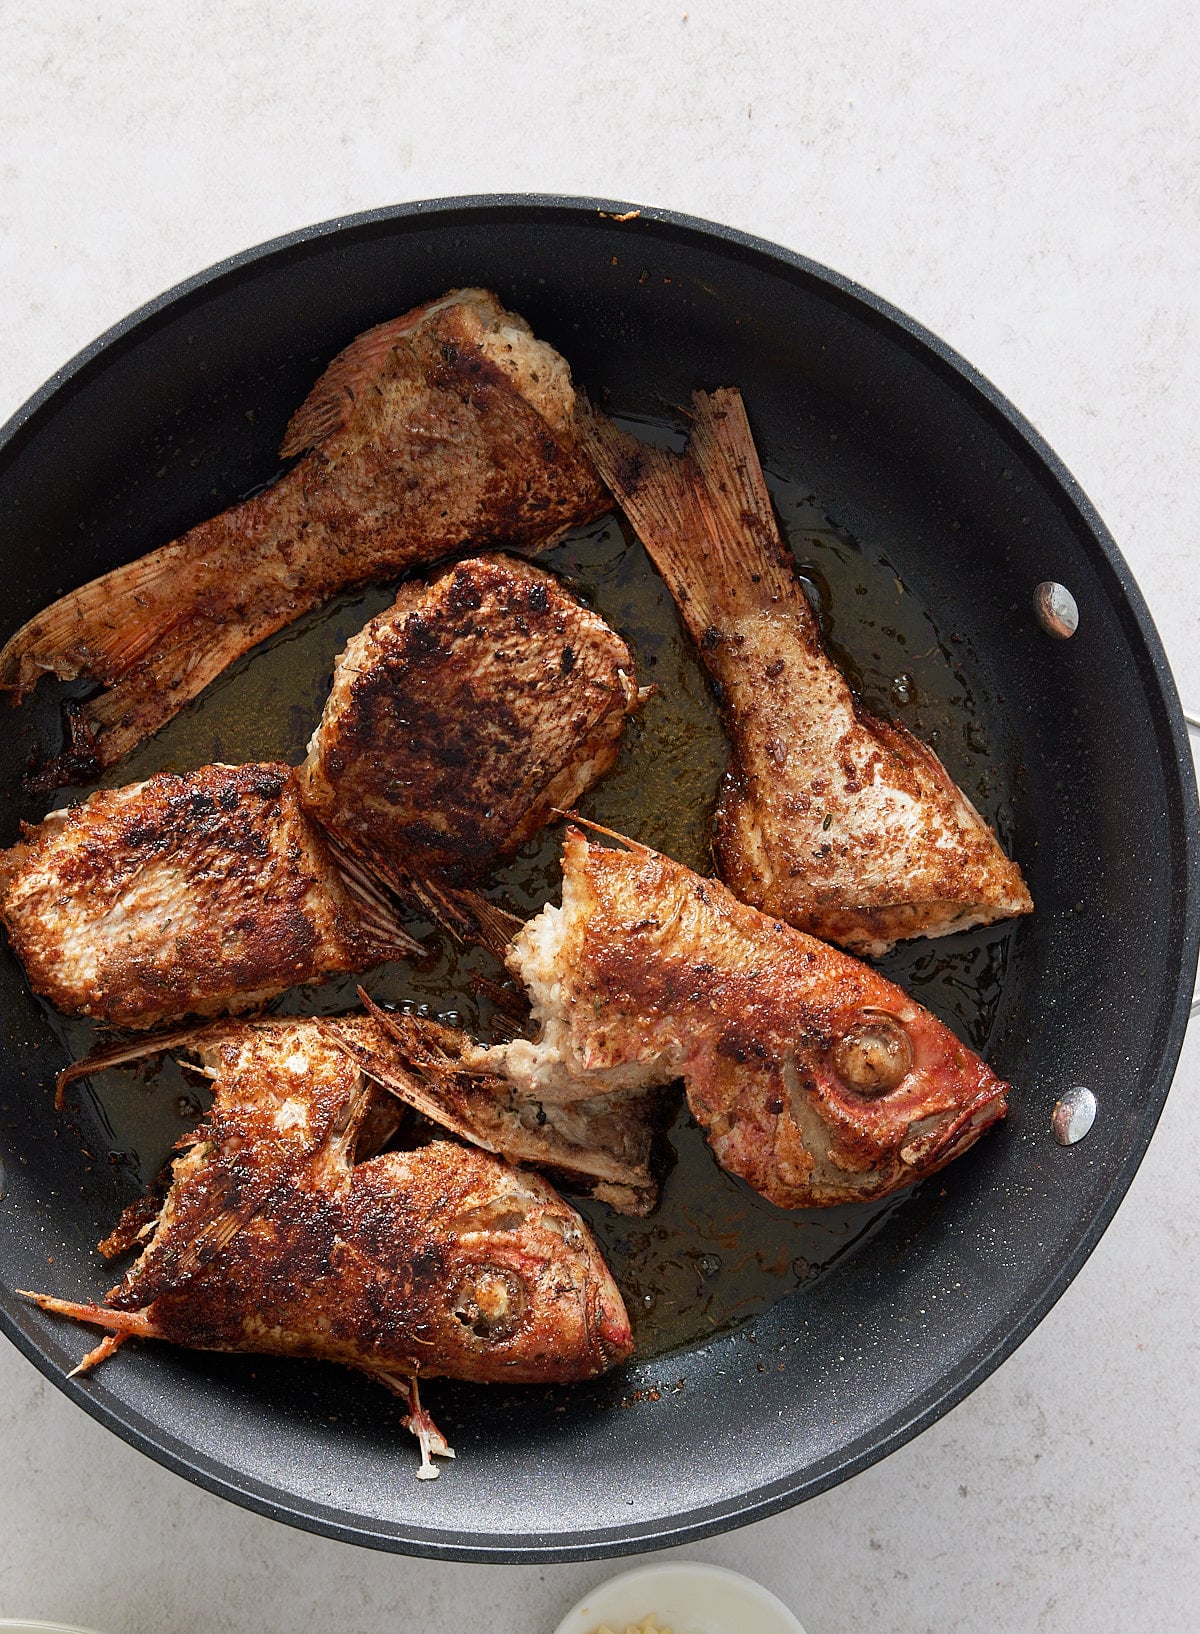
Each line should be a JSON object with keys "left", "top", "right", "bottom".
{"left": 551, "top": 1560, "right": 809, "bottom": 1633}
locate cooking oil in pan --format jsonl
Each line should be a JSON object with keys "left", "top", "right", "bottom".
{"left": 42, "top": 445, "right": 1017, "bottom": 1359}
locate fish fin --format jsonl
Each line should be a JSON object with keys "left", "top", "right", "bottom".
{"left": 348, "top": 996, "right": 661, "bottom": 1205}
{"left": 558, "top": 813, "right": 653, "bottom": 856}
{"left": 98, "top": 1185, "right": 171, "bottom": 1261}
{"left": 280, "top": 291, "right": 478, "bottom": 458}
{"left": 366, "top": 1369, "right": 456, "bottom": 1479}
{"left": 389, "top": 865, "right": 522, "bottom": 958}
{"left": 578, "top": 390, "right": 798, "bottom": 637}
{"left": 320, "top": 834, "right": 422, "bottom": 959}
{"left": 70, "top": 1330, "right": 129, "bottom": 1376}
{"left": 18, "top": 1291, "right": 157, "bottom": 1360}
{"left": 441, "top": 889, "right": 524, "bottom": 958}
{"left": 164, "top": 1186, "right": 266, "bottom": 1282}
{"left": 55, "top": 1024, "right": 220, "bottom": 1110}
{"left": 326, "top": 1007, "right": 500, "bottom": 1156}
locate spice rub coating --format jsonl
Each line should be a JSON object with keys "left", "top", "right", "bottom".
{"left": 580, "top": 391, "right": 1033, "bottom": 956}
{"left": 490, "top": 828, "right": 1009, "bottom": 1209}
{"left": 38, "top": 1020, "right": 632, "bottom": 1379}
{"left": 0, "top": 763, "right": 413, "bottom": 1027}
{"left": 25, "top": 1020, "right": 633, "bottom": 1472}
{"left": 299, "top": 555, "right": 640, "bottom": 885}
{"left": 3, "top": 288, "right": 609, "bottom": 781}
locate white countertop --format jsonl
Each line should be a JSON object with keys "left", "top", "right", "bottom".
{"left": 1, "top": 4, "right": 1197, "bottom": 1630}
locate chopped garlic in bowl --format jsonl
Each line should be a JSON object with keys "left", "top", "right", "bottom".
{"left": 555, "top": 1563, "right": 806, "bottom": 1634}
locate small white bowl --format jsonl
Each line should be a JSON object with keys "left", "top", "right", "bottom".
{"left": 553, "top": 1562, "right": 807, "bottom": 1634}
{"left": 0, "top": 1623, "right": 106, "bottom": 1634}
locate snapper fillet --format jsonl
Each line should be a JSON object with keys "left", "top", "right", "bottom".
{"left": 483, "top": 826, "right": 1010, "bottom": 1210}
{"left": 25, "top": 1018, "right": 633, "bottom": 1479}
{"left": 298, "top": 554, "right": 643, "bottom": 891}
{"left": 579, "top": 391, "right": 1033, "bottom": 956}
{"left": 2, "top": 289, "right": 608, "bottom": 783}
{"left": 0, "top": 762, "right": 416, "bottom": 1029}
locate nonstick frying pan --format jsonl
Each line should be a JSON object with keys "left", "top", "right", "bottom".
{"left": 0, "top": 196, "right": 1195, "bottom": 1561}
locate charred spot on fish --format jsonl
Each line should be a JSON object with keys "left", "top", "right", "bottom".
{"left": 451, "top": 1265, "right": 528, "bottom": 1342}
{"left": 403, "top": 613, "right": 441, "bottom": 660}
{"left": 445, "top": 568, "right": 485, "bottom": 617}
{"left": 612, "top": 447, "right": 645, "bottom": 492}
{"left": 560, "top": 645, "right": 576, "bottom": 674}
{"left": 244, "top": 766, "right": 287, "bottom": 802}
{"left": 701, "top": 625, "right": 721, "bottom": 652}
{"left": 830, "top": 1013, "right": 914, "bottom": 1096}
{"left": 527, "top": 580, "right": 550, "bottom": 613}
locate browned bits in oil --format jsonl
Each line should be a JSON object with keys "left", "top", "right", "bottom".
{"left": 50, "top": 435, "right": 1016, "bottom": 1360}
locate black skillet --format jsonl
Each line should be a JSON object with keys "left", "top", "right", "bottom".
{"left": 0, "top": 197, "right": 1195, "bottom": 1561}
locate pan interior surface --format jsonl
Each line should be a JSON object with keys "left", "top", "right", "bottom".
{"left": 0, "top": 198, "right": 1194, "bottom": 1560}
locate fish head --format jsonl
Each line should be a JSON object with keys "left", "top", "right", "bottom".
{"left": 403, "top": 1143, "right": 633, "bottom": 1384}
{"left": 697, "top": 988, "right": 1009, "bottom": 1211}
{"left": 771, "top": 993, "right": 1009, "bottom": 1206}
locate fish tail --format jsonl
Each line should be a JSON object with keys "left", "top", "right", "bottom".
{"left": 4, "top": 498, "right": 322, "bottom": 783}
{"left": 578, "top": 389, "right": 798, "bottom": 638}
{"left": 0, "top": 542, "right": 193, "bottom": 697}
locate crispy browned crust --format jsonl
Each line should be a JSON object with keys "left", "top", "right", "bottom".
{"left": 299, "top": 555, "right": 639, "bottom": 884}
{"left": 0, "top": 764, "right": 412, "bottom": 1027}
{"left": 39, "top": 1019, "right": 633, "bottom": 1383}
{"left": 497, "top": 827, "right": 1008, "bottom": 1209}
{"left": 3, "top": 290, "right": 609, "bottom": 781}
{"left": 579, "top": 392, "right": 1033, "bottom": 956}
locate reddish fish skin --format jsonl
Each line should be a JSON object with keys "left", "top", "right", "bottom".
{"left": 499, "top": 829, "right": 1009, "bottom": 1209}
{"left": 28, "top": 1020, "right": 633, "bottom": 1386}
{"left": 1, "top": 289, "right": 608, "bottom": 781}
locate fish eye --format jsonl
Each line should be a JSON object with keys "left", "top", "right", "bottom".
{"left": 830, "top": 1011, "right": 914, "bottom": 1096}
{"left": 451, "top": 1265, "right": 528, "bottom": 1342}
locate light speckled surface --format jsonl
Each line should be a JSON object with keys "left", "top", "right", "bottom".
{"left": 1, "top": 4, "right": 1197, "bottom": 1630}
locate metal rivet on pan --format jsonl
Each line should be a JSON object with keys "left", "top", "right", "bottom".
{"left": 1052, "top": 1086, "right": 1097, "bottom": 1145}
{"left": 1034, "top": 581, "right": 1079, "bottom": 638}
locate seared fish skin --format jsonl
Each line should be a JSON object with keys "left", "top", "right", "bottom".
{"left": 299, "top": 555, "right": 639, "bottom": 886}
{"left": 0, "top": 763, "right": 413, "bottom": 1028}
{"left": 25, "top": 1020, "right": 632, "bottom": 1475}
{"left": 490, "top": 827, "right": 1009, "bottom": 1210}
{"left": 2, "top": 289, "right": 608, "bottom": 782}
{"left": 580, "top": 391, "right": 1033, "bottom": 956}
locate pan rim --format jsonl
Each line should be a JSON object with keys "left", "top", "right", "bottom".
{"left": 1, "top": 192, "right": 1196, "bottom": 1562}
